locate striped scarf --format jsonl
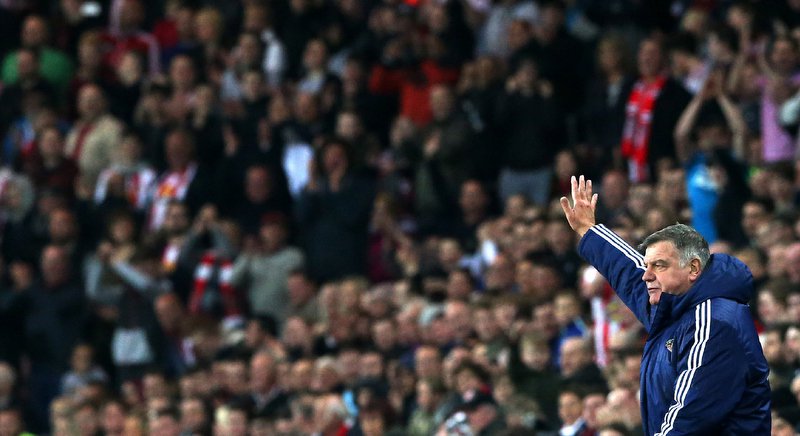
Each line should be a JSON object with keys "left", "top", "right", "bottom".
{"left": 189, "top": 251, "right": 242, "bottom": 318}
{"left": 621, "top": 76, "right": 666, "bottom": 182}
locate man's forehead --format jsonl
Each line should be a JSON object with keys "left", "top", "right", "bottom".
{"left": 643, "top": 240, "right": 678, "bottom": 261}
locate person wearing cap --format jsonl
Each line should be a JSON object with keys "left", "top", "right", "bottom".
{"left": 561, "top": 175, "right": 770, "bottom": 435}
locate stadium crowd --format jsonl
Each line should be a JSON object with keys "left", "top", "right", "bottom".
{"left": 1, "top": 0, "right": 800, "bottom": 435}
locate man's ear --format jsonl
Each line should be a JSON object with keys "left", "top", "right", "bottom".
{"left": 688, "top": 258, "right": 702, "bottom": 281}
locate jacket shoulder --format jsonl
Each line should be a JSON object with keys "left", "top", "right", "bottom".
{"left": 675, "top": 297, "right": 749, "bottom": 335}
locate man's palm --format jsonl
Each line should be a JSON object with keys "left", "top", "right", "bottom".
{"left": 559, "top": 175, "right": 598, "bottom": 237}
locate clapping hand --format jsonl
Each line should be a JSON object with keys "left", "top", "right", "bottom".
{"left": 559, "top": 175, "right": 598, "bottom": 237}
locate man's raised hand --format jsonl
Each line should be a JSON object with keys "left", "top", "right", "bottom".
{"left": 559, "top": 175, "right": 598, "bottom": 238}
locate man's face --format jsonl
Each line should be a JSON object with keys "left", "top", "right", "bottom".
{"left": 637, "top": 40, "right": 663, "bottom": 77}
{"left": 78, "top": 85, "right": 104, "bottom": 119}
{"left": 22, "top": 17, "right": 46, "bottom": 47}
{"left": 642, "top": 241, "right": 696, "bottom": 303}
{"left": 179, "top": 399, "right": 206, "bottom": 432}
{"left": 0, "top": 411, "right": 21, "bottom": 436}
{"left": 41, "top": 247, "right": 70, "bottom": 286}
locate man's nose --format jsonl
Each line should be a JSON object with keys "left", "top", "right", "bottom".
{"left": 642, "top": 268, "right": 654, "bottom": 282}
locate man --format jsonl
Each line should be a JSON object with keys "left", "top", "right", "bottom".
{"left": 0, "top": 407, "right": 35, "bottom": 436}
{"left": 230, "top": 214, "right": 304, "bottom": 325}
{"left": 64, "top": 84, "right": 123, "bottom": 186}
{"left": 560, "top": 175, "right": 770, "bottom": 435}
{"left": 558, "top": 389, "right": 587, "bottom": 436}
{"left": 245, "top": 351, "right": 289, "bottom": 418}
{"left": 621, "top": 38, "right": 691, "bottom": 182}
{"left": 149, "top": 407, "right": 181, "bottom": 436}
{"left": 559, "top": 337, "right": 607, "bottom": 393}
{"left": 148, "top": 129, "right": 212, "bottom": 230}
{"left": 1, "top": 15, "right": 73, "bottom": 92}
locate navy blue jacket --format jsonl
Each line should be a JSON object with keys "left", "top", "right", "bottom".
{"left": 579, "top": 224, "right": 771, "bottom": 435}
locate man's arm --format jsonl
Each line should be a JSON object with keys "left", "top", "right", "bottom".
{"left": 655, "top": 302, "right": 747, "bottom": 436}
{"left": 578, "top": 225, "right": 652, "bottom": 329}
{"left": 561, "top": 176, "right": 653, "bottom": 328}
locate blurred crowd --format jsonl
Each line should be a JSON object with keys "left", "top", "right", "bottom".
{"left": 2, "top": 0, "right": 800, "bottom": 435}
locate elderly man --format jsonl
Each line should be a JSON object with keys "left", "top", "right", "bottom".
{"left": 560, "top": 175, "right": 770, "bottom": 435}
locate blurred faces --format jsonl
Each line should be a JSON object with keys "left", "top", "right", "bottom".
{"left": 302, "top": 39, "right": 328, "bottom": 71}
{"left": 179, "top": 398, "right": 207, "bottom": 434}
{"left": 560, "top": 337, "right": 592, "bottom": 377}
{"left": 21, "top": 16, "right": 48, "bottom": 48}
{"left": 415, "top": 346, "right": 442, "bottom": 379}
{"left": 245, "top": 166, "right": 272, "bottom": 203}
{"left": 637, "top": 39, "right": 663, "bottom": 79}
{"left": 16, "top": 50, "right": 38, "bottom": 80}
{"left": 429, "top": 85, "right": 454, "bottom": 121}
{"left": 0, "top": 410, "right": 22, "bottom": 436}
{"left": 165, "top": 130, "right": 194, "bottom": 170}
{"left": 101, "top": 402, "right": 126, "bottom": 436}
{"left": 41, "top": 245, "right": 71, "bottom": 287}
{"left": 154, "top": 293, "right": 184, "bottom": 332}
{"left": 250, "top": 352, "right": 277, "bottom": 393}
{"left": 149, "top": 413, "right": 181, "bottom": 436}
{"left": 169, "top": 55, "right": 196, "bottom": 90}
{"left": 78, "top": 84, "right": 107, "bottom": 120}
{"left": 558, "top": 391, "right": 583, "bottom": 425}
{"left": 39, "top": 127, "right": 65, "bottom": 161}
{"left": 459, "top": 180, "right": 488, "bottom": 217}
{"left": 322, "top": 142, "right": 348, "bottom": 176}
{"left": 770, "top": 38, "right": 799, "bottom": 75}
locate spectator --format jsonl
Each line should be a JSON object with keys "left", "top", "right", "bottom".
{"left": 559, "top": 337, "right": 608, "bottom": 393}
{"left": 65, "top": 83, "right": 124, "bottom": 186}
{"left": 496, "top": 58, "right": 563, "bottom": 205}
{"left": 23, "top": 245, "right": 87, "bottom": 431}
{"left": 296, "top": 139, "right": 375, "bottom": 282}
{"left": 579, "top": 33, "right": 634, "bottom": 177}
{"left": 231, "top": 213, "right": 303, "bottom": 325}
{"left": 0, "top": 48, "right": 58, "bottom": 157}
{"left": 0, "top": 407, "right": 34, "bottom": 436}
{"left": 20, "top": 125, "right": 79, "bottom": 195}
{"left": 93, "top": 131, "right": 157, "bottom": 213}
{"left": 148, "top": 129, "right": 213, "bottom": 230}
{"left": 621, "top": 37, "right": 691, "bottom": 182}
{"left": 558, "top": 388, "right": 588, "bottom": 436}
{"left": 60, "top": 343, "right": 109, "bottom": 398}
{"left": 101, "top": 0, "right": 161, "bottom": 77}
{"left": 241, "top": 2, "right": 287, "bottom": 89}
{"left": 1, "top": 15, "right": 74, "bottom": 94}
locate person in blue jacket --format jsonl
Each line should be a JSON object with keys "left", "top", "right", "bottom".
{"left": 560, "top": 175, "right": 771, "bottom": 436}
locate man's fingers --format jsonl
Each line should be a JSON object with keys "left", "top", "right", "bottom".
{"left": 560, "top": 196, "right": 571, "bottom": 211}
{"left": 591, "top": 193, "right": 598, "bottom": 208}
{"left": 587, "top": 179, "right": 593, "bottom": 198}
{"left": 559, "top": 197, "right": 573, "bottom": 226}
{"left": 570, "top": 175, "right": 577, "bottom": 204}
{"left": 579, "top": 175, "right": 585, "bottom": 198}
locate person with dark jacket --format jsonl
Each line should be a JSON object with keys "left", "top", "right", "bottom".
{"left": 495, "top": 58, "right": 564, "bottom": 206}
{"left": 561, "top": 175, "right": 770, "bottom": 436}
{"left": 295, "top": 138, "right": 374, "bottom": 283}
{"left": 21, "top": 245, "right": 88, "bottom": 432}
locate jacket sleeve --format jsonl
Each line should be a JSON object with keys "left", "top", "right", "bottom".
{"left": 655, "top": 301, "right": 747, "bottom": 436}
{"left": 577, "top": 224, "right": 652, "bottom": 330}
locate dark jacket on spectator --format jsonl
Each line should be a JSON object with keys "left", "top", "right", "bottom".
{"left": 295, "top": 173, "right": 375, "bottom": 282}
{"left": 495, "top": 89, "right": 564, "bottom": 171}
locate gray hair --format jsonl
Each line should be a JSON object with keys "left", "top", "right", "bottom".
{"left": 639, "top": 224, "right": 710, "bottom": 270}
